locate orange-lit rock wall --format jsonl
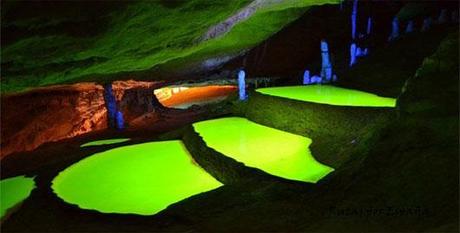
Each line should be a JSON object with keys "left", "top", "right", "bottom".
{"left": 0, "top": 80, "right": 162, "bottom": 158}
{"left": 1, "top": 83, "right": 107, "bottom": 157}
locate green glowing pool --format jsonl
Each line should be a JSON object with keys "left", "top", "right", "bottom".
{"left": 1, "top": 176, "right": 35, "bottom": 219}
{"left": 52, "top": 140, "right": 222, "bottom": 215}
{"left": 80, "top": 138, "right": 130, "bottom": 147}
{"left": 256, "top": 85, "right": 396, "bottom": 107}
{"left": 193, "top": 117, "right": 334, "bottom": 183}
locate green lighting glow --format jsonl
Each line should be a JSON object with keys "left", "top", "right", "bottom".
{"left": 193, "top": 117, "right": 334, "bottom": 183}
{"left": 256, "top": 85, "right": 396, "bottom": 107}
{"left": 1, "top": 176, "right": 35, "bottom": 219}
{"left": 80, "top": 138, "right": 130, "bottom": 147}
{"left": 52, "top": 140, "right": 222, "bottom": 215}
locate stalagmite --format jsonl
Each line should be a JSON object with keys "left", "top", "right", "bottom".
{"left": 320, "top": 40, "right": 333, "bottom": 82}
{"left": 238, "top": 70, "right": 247, "bottom": 100}
{"left": 388, "top": 17, "right": 399, "bottom": 41}
{"left": 310, "top": 75, "right": 322, "bottom": 84}
{"left": 405, "top": 20, "right": 414, "bottom": 33}
{"left": 350, "top": 43, "right": 357, "bottom": 67}
{"left": 303, "top": 70, "right": 310, "bottom": 85}
{"left": 437, "top": 9, "right": 448, "bottom": 24}
{"left": 421, "top": 17, "right": 432, "bottom": 32}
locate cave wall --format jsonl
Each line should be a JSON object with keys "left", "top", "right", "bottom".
{"left": 0, "top": 81, "right": 162, "bottom": 158}
{"left": 0, "top": 83, "right": 107, "bottom": 157}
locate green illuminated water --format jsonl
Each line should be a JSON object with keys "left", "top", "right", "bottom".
{"left": 1, "top": 176, "right": 35, "bottom": 218}
{"left": 193, "top": 117, "right": 334, "bottom": 183}
{"left": 256, "top": 85, "right": 396, "bottom": 107}
{"left": 52, "top": 140, "right": 222, "bottom": 215}
{"left": 81, "top": 138, "right": 130, "bottom": 147}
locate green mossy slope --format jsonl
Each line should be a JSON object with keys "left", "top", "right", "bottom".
{"left": 1, "top": 0, "right": 338, "bottom": 93}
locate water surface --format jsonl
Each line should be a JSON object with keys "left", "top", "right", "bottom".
{"left": 81, "top": 138, "right": 130, "bottom": 147}
{"left": 193, "top": 117, "right": 334, "bottom": 182}
{"left": 257, "top": 85, "right": 396, "bottom": 107}
{"left": 53, "top": 140, "right": 222, "bottom": 215}
{"left": 1, "top": 176, "right": 35, "bottom": 218}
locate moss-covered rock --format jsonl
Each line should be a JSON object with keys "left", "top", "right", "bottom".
{"left": 1, "top": 0, "right": 338, "bottom": 93}
{"left": 241, "top": 91, "right": 394, "bottom": 168}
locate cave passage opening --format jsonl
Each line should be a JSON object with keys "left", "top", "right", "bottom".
{"left": 153, "top": 85, "right": 237, "bottom": 109}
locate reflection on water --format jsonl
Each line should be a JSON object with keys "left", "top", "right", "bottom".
{"left": 257, "top": 85, "right": 396, "bottom": 107}
{"left": 193, "top": 117, "right": 334, "bottom": 183}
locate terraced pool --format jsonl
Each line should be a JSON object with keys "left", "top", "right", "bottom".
{"left": 80, "top": 138, "right": 130, "bottom": 147}
{"left": 1, "top": 176, "right": 35, "bottom": 219}
{"left": 256, "top": 85, "right": 396, "bottom": 107}
{"left": 52, "top": 140, "right": 222, "bottom": 215}
{"left": 193, "top": 117, "right": 334, "bottom": 183}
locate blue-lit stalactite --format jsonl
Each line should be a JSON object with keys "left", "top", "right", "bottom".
{"left": 103, "top": 84, "right": 117, "bottom": 129}
{"left": 116, "top": 111, "right": 125, "bottom": 130}
{"left": 366, "top": 17, "right": 372, "bottom": 35}
{"left": 238, "top": 70, "right": 247, "bottom": 101}
{"left": 388, "top": 17, "right": 399, "bottom": 41}
{"left": 320, "top": 40, "right": 333, "bottom": 82}
{"left": 348, "top": 0, "right": 369, "bottom": 67}
{"left": 421, "top": 17, "right": 432, "bottom": 32}
{"left": 103, "top": 83, "right": 124, "bottom": 130}
{"left": 437, "top": 9, "right": 448, "bottom": 24}
{"left": 405, "top": 20, "right": 414, "bottom": 33}
{"left": 351, "top": 0, "right": 358, "bottom": 40}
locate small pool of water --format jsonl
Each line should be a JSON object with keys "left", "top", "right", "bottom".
{"left": 80, "top": 138, "right": 130, "bottom": 147}
{"left": 1, "top": 176, "right": 35, "bottom": 219}
{"left": 256, "top": 85, "right": 396, "bottom": 107}
{"left": 52, "top": 140, "right": 222, "bottom": 215}
{"left": 193, "top": 117, "right": 334, "bottom": 183}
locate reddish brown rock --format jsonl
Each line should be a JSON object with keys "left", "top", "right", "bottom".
{"left": 0, "top": 80, "right": 163, "bottom": 158}
{"left": 1, "top": 83, "right": 107, "bottom": 158}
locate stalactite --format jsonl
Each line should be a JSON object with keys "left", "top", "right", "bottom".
{"left": 103, "top": 83, "right": 117, "bottom": 129}
{"left": 116, "top": 111, "right": 125, "bottom": 130}
{"left": 405, "top": 20, "right": 414, "bottom": 33}
{"left": 421, "top": 17, "right": 432, "bottom": 32}
{"left": 366, "top": 17, "right": 372, "bottom": 35}
{"left": 437, "top": 9, "right": 448, "bottom": 24}
{"left": 388, "top": 17, "right": 399, "bottom": 41}
{"left": 351, "top": 0, "right": 358, "bottom": 40}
